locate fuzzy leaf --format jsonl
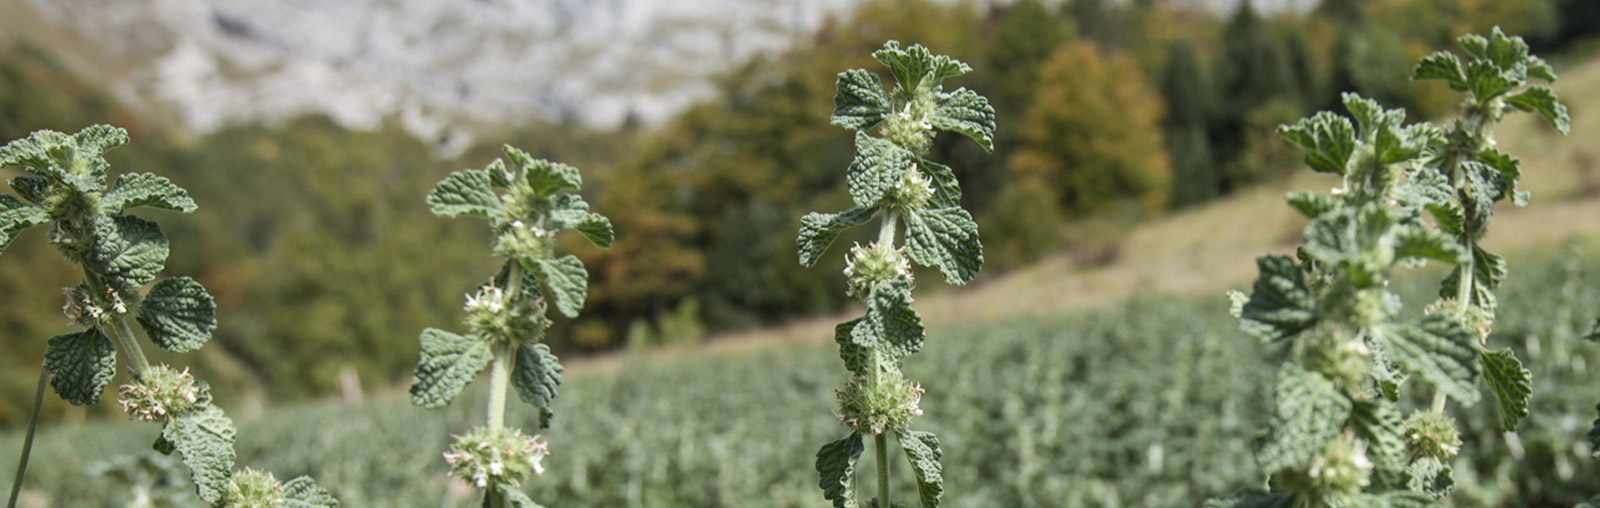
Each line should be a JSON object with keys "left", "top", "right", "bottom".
{"left": 1278, "top": 111, "right": 1355, "bottom": 175}
{"left": 409, "top": 328, "right": 493, "bottom": 408}
{"left": 904, "top": 207, "right": 981, "bottom": 285}
{"left": 852, "top": 280, "right": 925, "bottom": 363}
{"left": 1285, "top": 191, "right": 1339, "bottom": 219}
{"left": 1349, "top": 399, "right": 1408, "bottom": 489}
{"left": 1393, "top": 227, "right": 1467, "bottom": 265}
{"left": 90, "top": 215, "right": 169, "bottom": 294}
{"left": 0, "top": 193, "right": 48, "bottom": 255}
{"left": 136, "top": 276, "right": 217, "bottom": 353}
{"left": 1204, "top": 490, "right": 1293, "bottom": 508}
{"left": 1413, "top": 51, "right": 1468, "bottom": 91}
{"left": 427, "top": 169, "right": 503, "bottom": 219}
{"left": 1375, "top": 315, "right": 1482, "bottom": 405}
{"left": 835, "top": 319, "right": 872, "bottom": 376}
{"left": 916, "top": 159, "right": 961, "bottom": 209}
{"left": 498, "top": 485, "right": 545, "bottom": 508}
{"left": 280, "top": 476, "right": 340, "bottom": 508}
{"left": 847, "top": 133, "right": 913, "bottom": 209}
{"left": 931, "top": 88, "right": 995, "bottom": 152}
{"left": 1358, "top": 491, "right": 1443, "bottom": 507}
{"left": 507, "top": 146, "right": 582, "bottom": 197}
{"left": 9, "top": 175, "right": 49, "bottom": 204}
{"left": 162, "top": 404, "right": 237, "bottom": 504}
{"left": 1236, "top": 255, "right": 1318, "bottom": 343}
{"left": 513, "top": 343, "right": 563, "bottom": 429}
{"left": 1503, "top": 85, "right": 1570, "bottom": 134}
{"left": 572, "top": 214, "right": 613, "bottom": 248}
{"left": 101, "top": 173, "right": 197, "bottom": 213}
{"left": 797, "top": 207, "right": 874, "bottom": 267}
{"left": 1465, "top": 59, "right": 1516, "bottom": 102}
{"left": 1256, "top": 364, "right": 1352, "bottom": 475}
{"left": 1440, "top": 245, "right": 1507, "bottom": 313}
{"left": 1478, "top": 147, "right": 1527, "bottom": 207}
{"left": 545, "top": 194, "right": 614, "bottom": 248}
{"left": 531, "top": 255, "right": 588, "bottom": 318}
{"left": 1395, "top": 168, "right": 1464, "bottom": 234}
{"left": 1481, "top": 348, "right": 1532, "bottom": 431}
{"left": 816, "top": 433, "right": 865, "bottom": 508}
{"left": 832, "top": 69, "right": 891, "bottom": 131}
{"left": 1405, "top": 456, "right": 1454, "bottom": 499}
{"left": 43, "top": 329, "right": 117, "bottom": 406}
{"left": 898, "top": 429, "right": 944, "bottom": 508}
{"left": 1343, "top": 93, "right": 1429, "bottom": 165}
{"left": 872, "top": 40, "right": 970, "bottom": 92}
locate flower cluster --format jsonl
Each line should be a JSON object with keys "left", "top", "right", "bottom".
{"left": 60, "top": 283, "right": 126, "bottom": 327}
{"left": 1402, "top": 410, "right": 1462, "bottom": 460}
{"left": 463, "top": 284, "right": 549, "bottom": 346}
{"left": 223, "top": 468, "right": 283, "bottom": 508}
{"left": 834, "top": 371, "right": 925, "bottom": 435}
{"left": 443, "top": 427, "right": 550, "bottom": 489}
{"left": 843, "top": 242, "right": 913, "bottom": 299}
{"left": 117, "top": 364, "right": 202, "bottom": 422}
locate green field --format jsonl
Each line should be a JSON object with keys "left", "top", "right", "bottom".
{"left": 5, "top": 247, "right": 1598, "bottom": 507}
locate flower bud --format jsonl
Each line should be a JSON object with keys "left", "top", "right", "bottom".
{"left": 118, "top": 364, "right": 203, "bottom": 422}
{"left": 834, "top": 371, "right": 925, "bottom": 435}
{"left": 223, "top": 468, "right": 283, "bottom": 508}
{"left": 843, "top": 242, "right": 913, "bottom": 300}
{"left": 444, "top": 427, "right": 550, "bottom": 490}
{"left": 1403, "top": 410, "right": 1462, "bottom": 460}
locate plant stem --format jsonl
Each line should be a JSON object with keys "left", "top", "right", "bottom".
{"left": 6, "top": 360, "right": 46, "bottom": 508}
{"left": 487, "top": 344, "right": 513, "bottom": 431}
{"left": 106, "top": 316, "right": 152, "bottom": 378}
{"left": 875, "top": 432, "right": 891, "bottom": 508}
{"left": 879, "top": 210, "right": 900, "bottom": 248}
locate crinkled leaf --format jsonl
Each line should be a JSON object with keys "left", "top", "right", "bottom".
{"left": 3, "top": 126, "right": 123, "bottom": 192}
{"left": 1462, "top": 27, "right": 1530, "bottom": 72}
{"left": 136, "top": 276, "right": 217, "bottom": 353}
{"left": 513, "top": 343, "right": 563, "bottom": 429}
{"left": 1440, "top": 244, "right": 1507, "bottom": 313}
{"left": 101, "top": 173, "right": 197, "bottom": 213}
{"left": 1393, "top": 227, "right": 1466, "bottom": 265}
{"left": 91, "top": 215, "right": 169, "bottom": 295}
{"left": 1405, "top": 456, "right": 1454, "bottom": 500}
{"left": 832, "top": 69, "right": 890, "bottom": 131}
{"left": 280, "top": 476, "right": 340, "bottom": 508}
{"left": 1503, "top": 84, "right": 1570, "bottom": 134}
{"left": 0, "top": 129, "right": 70, "bottom": 175}
{"left": 1526, "top": 54, "right": 1558, "bottom": 82}
{"left": 1368, "top": 333, "right": 1407, "bottom": 401}
{"left": 9, "top": 175, "right": 49, "bottom": 204}
{"left": 904, "top": 207, "right": 981, "bottom": 285}
{"left": 797, "top": 208, "right": 874, "bottom": 267}
{"left": 835, "top": 319, "right": 873, "bottom": 376}
{"left": 1478, "top": 147, "right": 1527, "bottom": 207}
{"left": 1413, "top": 51, "right": 1468, "bottom": 91}
{"left": 1204, "top": 490, "right": 1293, "bottom": 508}
{"left": 0, "top": 193, "right": 48, "bottom": 255}
{"left": 498, "top": 484, "right": 545, "bottom": 508}
{"left": 1343, "top": 93, "right": 1418, "bottom": 164}
{"left": 1256, "top": 364, "right": 1352, "bottom": 474}
{"left": 916, "top": 159, "right": 961, "bottom": 209}
{"left": 931, "top": 88, "right": 995, "bottom": 152}
{"left": 1236, "top": 255, "right": 1318, "bottom": 343}
{"left": 1465, "top": 59, "right": 1517, "bottom": 102}
{"left": 1277, "top": 111, "right": 1355, "bottom": 175}
{"left": 531, "top": 255, "right": 588, "bottom": 318}
{"left": 871, "top": 40, "right": 970, "bottom": 92}
{"left": 162, "top": 404, "right": 237, "bottom": 504}
{"left": 426, "top": 169, "right": 502, "bottom": 219}
{"left": 409, "top": 328, "right": 492, "bottom": 408}
{"left": 43, "top": 329, "right": 117, "bottom": 406}
{"left": 572, "top": 214, "right": 613, "bottom": 248}
{"left": 847, "top": 132, "right": 913, "bottom": 209}
{"left": 545, "top": 194, "right": 614, "bottom": 248}
{"left": 1349, "top": 399, "right": 1408, "bottom": 489}
{"left": 816, "top": 433, "right": 864, "bottom": 508}
{"left": 1285, "top": 191, "right": 1339, "bottom": 219}
{"left": 1374, "top": 315, "right": 1482, "bottom": 405}
{"left": 1481, "top": 348, "right": 1531, "bottom": 431}
{"left": 852, "top": 280, "right": 925, "bottom": 364}
{"left": 898, "top": 429, "right": 943, "bottom": 508}
{"left": 1395, "top": 168, "right": 1464, "bottom": 234}
{"left": 507, "top": 146, "right": 582, "bottom": 197}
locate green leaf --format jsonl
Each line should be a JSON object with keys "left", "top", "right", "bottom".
{"left": 498, "top": 484, "right": 545, "bottom": 508}
{"left": 835, "top": 319, "right": 873, "bottom": 376}
{"left": 1256, "top": 364, "right": 1352, "bottom": 475}
{"left": 871, "top": 40, "right": 970, "bottom": 92}
{"left": 1357, "top": 491, "right": 1444, "bottom": 507}
{"left": 1285, "top": 191, "right": 1339, "bottom": 219}
{"left": 162, "top": 404, "right": 237, "bottom": 504}
{"left": 546, "top": 194, "right": 613, "bottom": 248}
{"left": 409, "top": 328, "right": 493, "bottom": 408}
{"left": 930, "top": 88, "right": 995, "bottom": 152}
{"left": 816, "top": 433, "right": 865, "bottom": 508}
{"left": 1, "top": 193, "right": 49, "bottom": 255}
{"left": 1204, "top": 490, "right": 1293, "bottom": 508}
{"left": 101, "top": 173, "right": 197, "bottom": 214}
{"left": 573, "top": 214, "right": 613, "bottom": 248}
{"left": 1440, "top": 244, "right": 1507, "bottom": 313}
{"left": 427, "top": 169, "right": 503, "bottom": 219}
{"left": 1478, "top": 147, "right": 1527, "bottom": 207}
{"left": 852, "top": 280, "right": 926, "bottom": 364}
{"left": 1481, "top": 348, "right": 1531, "bottom": 431}
{"left": 0, "top": 129, "right": 69, "bottom": 173}
{"left": 797, "top": 208, "right": 874, "bottom": 267}
{"left": 90, "top": 215, "right": 170, "bottom": 295}
{"left": 1236, "top": 255, "right": 1319, "bottom": 343}
{"left": 1405, "top": 456, "right": 1454, "bottom": 500}
{"left": 1395, "top": 168, "right": 1464, "bottom": 234}
{"left": 513, "top": 343, "right": 563, "bottom": 429}
{"left": 43, "top": 329, "right": 117, "bottom": 406}
{"left": 916, "top": 159, "right": 961, "bottom": 209}
{"left": 1374, "top": 315, "right": 1482, "bottom": 405}
{"left": 1465, "top": 59, "right": 1516, "bottom": 102}
{"left": 832, "top": 69, "right": 890, "bottom": 131}
{"left": 1503, "top": 84, "right": 1570, "bottom": 134}
{"left": 847, "top": 132, "right": 913, "bottom": 209}
{"left": 1278, "top": 111, "right": 1355, "bottom": 175}
{"left": 898, "top": 429, "right": 943, "bottom": 508}
{"left": 507, "top": 146, "right": 582, "bottom": 197}
{"left": 9, "top": 175, "right": 50, "bottom": 204}
{"left": 531, "top": 255, "right": 588, "bottom": 318}
{"left": 136, "top": 276, "right": 217, "bottom": 353}
{"left": 1349, "top": 399, "right": 1408, "bottom": 489}
{"left": 280, "top": 476, "right": 341, "bottom": 508}
{"left": 1413, "top": 51, "right": 1468, "bottom": 91}
{"left": 1342, "top": 93, "right": 1413, "bottom": 164}
{"left": 904, "top": 207, "right": 981, "bottom": 285}
{"left": 1393, "top": 227, "right": 1466, "bottom": 265}
{"left": 1526, "top": 54, "right": 1558, "bottom": 83}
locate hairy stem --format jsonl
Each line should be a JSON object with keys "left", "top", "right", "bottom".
{"left": 875, "top": 432, "right": 891, "bottom": 508}
{"left": 487, "top": 344, "right": 513, "bottom": 431}
{"left": 879, "top": 210, "right": 900, "bottom": 249}
{"left": 6, "top": 360, "right": 46, "bottom": 508}
{"left": 106, "top": 316, "right": 152, "bottom": 379}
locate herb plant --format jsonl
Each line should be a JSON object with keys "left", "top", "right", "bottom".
{"left": 0, "top": 125, "right": 337, "bottom": 507}
{"left": 408, "top": 145, "right": 612, "bottom": 508}
{"left": 798, "top": 41, "right": 994, "bottom": 508}
{"left": 1214, "top": 28, "right": 1568, "bottom": 506}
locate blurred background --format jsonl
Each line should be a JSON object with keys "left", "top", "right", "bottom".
{"left": 1, "top": 0, "right": 1599, "bottom": 506}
